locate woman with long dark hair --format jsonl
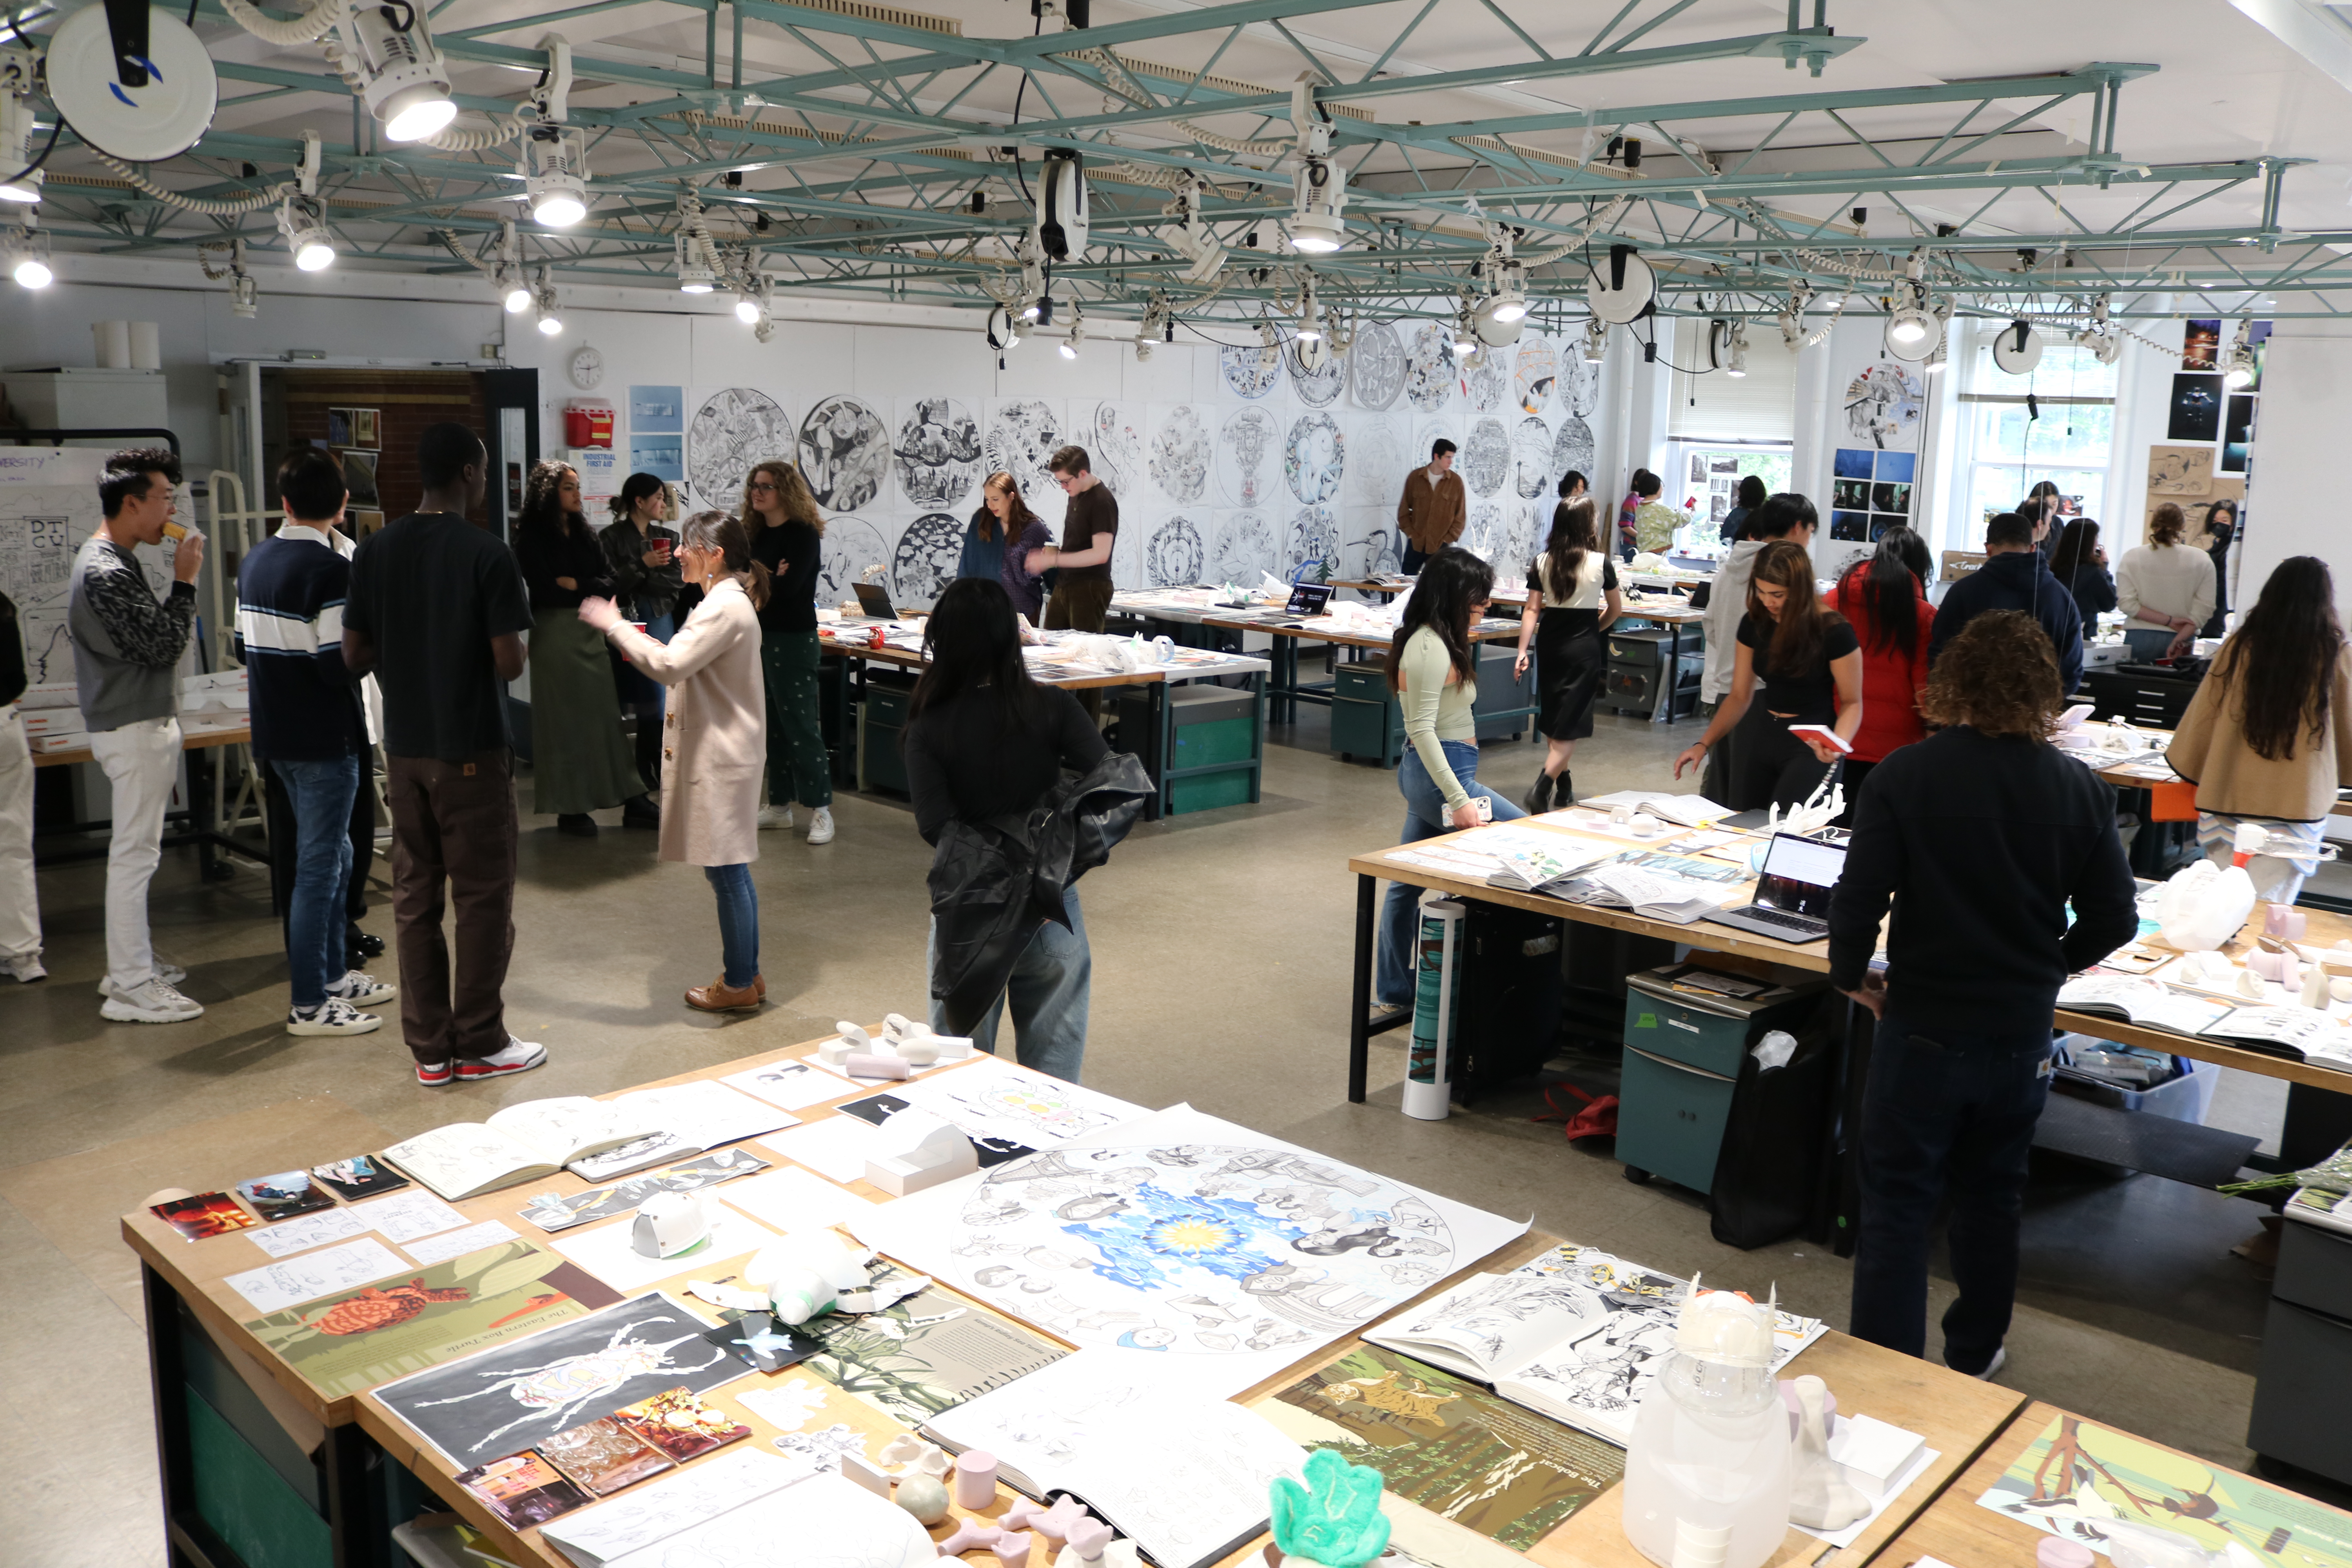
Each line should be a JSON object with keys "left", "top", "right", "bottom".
{"left": 1674, "top": 540, "right": 1864, "bottom": 808}
{"left": 1512, "top": 497, "right": 1621, "bottom": 813}
{"left": 2167, "top": 557, "right": 2352, "bottom": 903}
{"left": 2117, "top": 502, "right": 2216, "bottom": 662}
{"left": 905, "top": 577, "right": 1107, "bottom": 1079}
{"left": 963, "top": 470, "right": 1054, "bottom": 622}
{"left": 1722, "top": 474, "right": 1768, "bottom": 545}
{"left": 1374, "top": 547, "right": 1524, "bottom": 1011}
{"left": 741, "top": 460, "right": 835, "bottom": 844}
{"left": 579, "top": 511, "right": 772, "bottom": 1010}
{"left": 512, "top": 460, "right": 655, "bottom": 835}
{"left": 2198, "top": 497, "right": 2238, "bottom": 636}
{"left": 2049, "top": 517, "right": 2116, "bottom": 628}
{"left": 1824, "top": 525, "right": 1935, "bottom": 813}
{"left": 601, "top": 472, "right": 684, "bottom": 793}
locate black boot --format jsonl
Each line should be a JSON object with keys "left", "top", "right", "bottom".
{"left": 557, "top": 813, "right": 598, "bottom": 837}
{"left": 622, "top": 793, "right": 661, "bottom": 829}
{"left": 1521, "top": 771, "right": 1553, "bottom": 816}
{"left": 1555, "top": 769, "right": 1573, "bottom": 810}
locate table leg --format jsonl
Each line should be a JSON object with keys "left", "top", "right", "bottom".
{"left": 1831, "top": 1000, "right": 1873, "bottom": 1258}
{"left": 1661, "top": 621, "right": 1682, "bottom": 725}
{"left": 1248, "top": 670, "right": 1265, "bottom": 804}
{"left": 189, "top": 745, "right": 230, "bottom": 883}
{"left": 1350, "top": 873, "right": 1374, "bottom": 1104}
{"left": 1149, "top": 679, "right": 1170, "bottom": 822}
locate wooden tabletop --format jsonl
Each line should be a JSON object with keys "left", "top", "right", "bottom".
{"left": 818, "top": 638, "right": 1266, "bottom": 693}
{"left": 33, "top": 719, "right": 250, "bottom": 768}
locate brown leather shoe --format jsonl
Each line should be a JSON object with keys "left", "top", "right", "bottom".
{"left": 685, "top": 975, "right": 762, "bottom": 1013}
{"left": 753, "top": 974, "right": 767, "bottom": 1000}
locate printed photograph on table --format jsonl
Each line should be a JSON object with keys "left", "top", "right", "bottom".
{"left": 2167, "top": 373, "right": 2223, "bottom": 442}
{"left": 612, "top": 1384, "right": 754, "bottom": 1461}
{"left": 151, "top": 1191, "right": 256, "bottom": 1241}
{"left": 518, "top": 1146, "right": 769, "bottom": 1233}
{"left": 722, "top": 1057, "right": 853, "bottom": 1112}
{"left": 628, "top": 385, "right": 684, "bottom": 433}
{"left": 539, "top": 1415, "right": 676, "bottom": 1495}
{"left": 798, "top": 1283, "right": 1069, "bottom": 1426}
{"left": 310, "top": 1154, "right": 408, "bottom": 1200}
{"left": 234, "top": 1170, "right": 337, "bottom": 1222}
{"left": 454, "top": 1450, "right": 591, "bottom": 1530}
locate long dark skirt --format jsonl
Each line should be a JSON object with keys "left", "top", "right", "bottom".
{"left": 1535, "top": 613, "right": 1606, "bottom": 740}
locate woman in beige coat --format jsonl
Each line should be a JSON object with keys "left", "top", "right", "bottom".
{"left": 579, "top": 510, "right": 771, "bottom": 1011}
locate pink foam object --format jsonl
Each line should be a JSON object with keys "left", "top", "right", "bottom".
{"left": 1004, "top": 1498, "right": 1089, "bottom": 1545}
{"left": 939, "top": 1523, "right": 1004, "bottom": 1557}
{"left": 994, "top": 1533, "right": 1034, "bottom": 1568}
{"left": 844, "top": 1052, "right": 913, "bottom": 1080}
{"left": 1066, "top": 1519, "right": 1114, "bottom": 1563}
{"left": 953, "top": 1451, "right": 1000, "bottom": 1511}
{"left": 2038, "top": 1539, "right": 2096, "bottom": 1568}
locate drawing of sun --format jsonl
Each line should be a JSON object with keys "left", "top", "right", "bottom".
{"left": 1146, "top": 1216, "right": 1239, "bottom": 1256}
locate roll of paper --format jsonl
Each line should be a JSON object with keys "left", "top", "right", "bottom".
{"left": 93, "top": 320, "right": 131, "bottom": 368}
{"left": 128, "top": 321, "right": 162, "bottom": 369}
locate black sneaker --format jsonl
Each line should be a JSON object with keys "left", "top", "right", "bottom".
{"left": 557, "top": 813, "right": 598, "bottom": 837}
{"left": 622, "top": 795, "right": 661, "bottom": 829}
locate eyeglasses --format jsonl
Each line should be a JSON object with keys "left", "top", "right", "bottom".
{"left": 749, "top": 480, "right": 778, "bottom": 494}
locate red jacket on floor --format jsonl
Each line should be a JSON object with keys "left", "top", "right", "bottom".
{"left": 1824, "top": 569, "right": 1935, "bottom": 763}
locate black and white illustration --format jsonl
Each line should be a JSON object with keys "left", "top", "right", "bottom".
{"left": 1147, "top": 515, "right": 1207, "bottom": 587}
{"left": 1284, "top": 412, "right": 1347, "bottom": 505}
{"left": 0, "top": 457, "right": 96, "bottom": 687}
{"left": 1514, "top": 335, "right": 1559, "bottom": 415}
{"left": 1464, "top": 345, "right": 1510, "bottom": 414}
{"left": 985, "top": 399, "right": 1065, "bottom": 506}
{"left": 1216, "top": 405, "right": 1282, "bottom": 508}
{"left": 1287, "top": 505, "right": 1340, "bottom": 576}
{"left": 795, "top": 395, "right": 892, "bottom": 512}
{"left": 1460, "top": 417, "right": 1512, "bottom": 498}
{"left": 1404, "top": 323, "right": 1457, "bottom": 412}
{"left": 1558, "top": 348, "right": 1601, "bottom": 417}
{"left": 1552, "top": 416, "right": 1597, "bottom": 486}
{"left": 688, "top": 387, "right": 794, "bottom": 511}
{"left": 1347, "top": 416, "right": 1409, "bottom": 509}
{"left": 1343, "top": 509, "right": 1403, "bottom": 579}
{"left": 1089, "top": 401, "right": 1148, "bottom": 497}
{"left": 1220, "top": 342, "right": 1283, "bottom": 400}
{"left": 1464, "top": 501, "right": 1507, "bottom": 561}
{"left": 1514, "top": 416, "right": 1554, "bottom": 499}
{"left": 1149, "top": 404, "right": 1213, "bottom": 503}
{"left": 1349, "top": 320, "right": 1408, "bottom": 411}
{"left": 891, "top": 512, "right": 966, "bottom": 604}
{"left": 893, "top": 397, "right": 984, "bottom": 507}
{"left": 1285, "top": 339, "right": 1347, "bottom": 407}
{"left": 816, "top": 516, "right": 893, "bottom": 605}
{"left": 1210, "top": 511, "right": 1278, "bottom": 584}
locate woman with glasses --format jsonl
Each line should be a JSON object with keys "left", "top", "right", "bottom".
{"left": 741, "top": 461, "right": 835, "bottom": 845}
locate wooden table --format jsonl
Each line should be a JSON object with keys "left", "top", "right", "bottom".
{"left": 31, "top": 717, "right": 264, "bottom": 881}
{"left": 120, "top": 1032, "right": 2027, "bottom": 1568}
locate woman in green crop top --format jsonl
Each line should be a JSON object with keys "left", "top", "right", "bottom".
{"left": 1374, "top": 547, "right": 1526, "bottom": 1011}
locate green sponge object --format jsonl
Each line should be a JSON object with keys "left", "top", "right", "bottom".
{"left": 1270, "top": 1448, "right": 1392, "bottom": 1568}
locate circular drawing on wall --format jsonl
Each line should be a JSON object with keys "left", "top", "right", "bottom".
{"left": 1149, "top": 405, "right": 1212, "bottom": 503}
{"left": 1345, "top": 521, "right": 1401, "bottom": 580}
{"left": 1462, "top": 502, "right": 1509, "bottom": 562}
{"left": 1844, "top": 362, "right": 1925, "bottom": 448}
{"left": 1284, "top": 412, "right": 1346, "bottom": 505}
{"left": 815, "top": 515, "right": 891, "bottom": 606}
{"left": 1558, "top": 348, "right": 1600, "bottom": 417}
{"left": 1217, "top": 406, "right": 1281, "bottom": 508}
{"left": 1092, "top": 401, "right": 1147, "bottom": 497}
{"left": 1349, "top": 321, "right": 1407, "bottom": 411}
{"left": 1514, "top": 416, "right": 1553, "bottom": 499}
{"left": 687, "top": 387, "right": 792, "bottom": 512}
{"left": 942, "top": 1143, "right": 1457, "bottom": 1356}
{"left": 892, "top": 513, "right": 965, "bottom": 604}
{"left": 1514, "top": 336, "right": 1559, "bottom": 415}
{"left": 1287, "top": 505, "right": 1339, "bottom": 576}
{"left": 1148, "top": 516, "right": 1206, "bottom": 586}
{"left": 1285, "top": 339, "right": 1346, "bottom": 408}
{"left": 894, "top": 397, "right": 984, "bottom": 507}
{"left": 1460, "top": 417, "right": 1511, "bottom": 498}
{"left": 1464, "top": 346, "right": 1510, "bottom": 414}
{"left": 1212, "top": 511, "right": 1277, "bottom": 583}
{"left": 1403, "top": 323, "right": 1456, "bottom": 412}
{"left": 796, "top": 395, "right": 891, "bottom": 513}
{"left": 1552, "top": 416, "right": 1596, "bottom": 487}
{"left": 1220, "top": 342, "right": 1282, "bottom": 400}
{"left": 1348, "top": 417, "right": 1407, "bottom": 509}
{"left": 985, "top": 400, "right": 1063, "bottom": 501}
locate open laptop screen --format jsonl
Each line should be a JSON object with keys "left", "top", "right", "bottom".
{"left": 1756, "top": 833, "right": 1846, "bottom": 918}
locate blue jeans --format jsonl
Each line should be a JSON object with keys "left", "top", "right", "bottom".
{"left": 927, "top": 886, "right": 1091, "bottom": 1083}
{"left": 1848, "top": 1014, "right": 2053, "bottom": 1373}
{"left": 705, "top": 864, "right": 759, "bottom": 988}
{"left": 272, "top": 755, "right": 361, "bottom": 1009}
{"left": 1376, "top": 739, "right": 1524, "bottom": 1005}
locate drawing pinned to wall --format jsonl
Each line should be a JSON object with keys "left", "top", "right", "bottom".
{"left": 1463, "top": 502, "right": 1506, "bottom": 561}
{"left": 1514, "top": 336, "right": 1559, "bottom": 415}
{"left": 1147, "top": 515, "right": 1207, "bottom": 586}
{"left": 1551, "top": 416, "right": 1595, "bottom": 485}
{"left": 1216, "top": 405, "right": 1281, "bottom": 507}
{"left": 1349, "top": 321, "right": 1407, "bottom": 411}
{"left": 1286, "top": 339, "right": 1346, "bottom": 407}
{"left": 1220, "top": 342, "right": 1283, "bottom": 400}
{"left": 1090, "top": 401, "right": 1148, "bottom": 497}
{"left": 893, "top": 397, "right": 983, "bottom": 507}
{"left": 1149, "top": 404, "right": 1213, "bottom": 504}
{"left": 2147, "top": 444, "right": 2214, "bottom": 497}
{"left": 688, "top": 388, "right": 795, "bottom": 511}
{"left": 1347, "top": 416, "right": 1408, "bottom": 508}
{"left": 891, "top": 513, "right": 965, "bottom": 604}
{"left": 1404, "top": 324, "right": 1457, "bottom": 412}
{"left": 816, "top": 516, "right": 892, "bottom": 604}
{"left": 984, "top": 398, "right": 1065, "bottom": 505}
{"left": 1558, "top": 348, "right": 1601, "bottom": 417}
{"left": 628, "top": 386, "right": 684, "bottom": 434}
{"left": 1842, "top": 361, "right": 1924, "bottom": 449}
{"left": 1211, "top": 511, "right": 1277, "bottom": 583}
{"left": 1462, "top": 346, "right": 1510, "bottom": 414}
{"left": 1343, "top": 510, "right": 1401, "bottom": 580}
{"left": 1460, "top": 417, "right": 1511, "bottom": 498}
{"left": 1284, "top": 412, "right": 1347, "bottom": 505}
{"left": 1413, "top": 415, "right": 1461, "bottom": 477}
{"left": 1513, "top": 416, "right": 1553, "bottom": 499}
{"left": 793, "top": 394, "right": 890, "bottom": 512}
{"left": 1288, "top": 505, "right": 1340, "bottom": 576}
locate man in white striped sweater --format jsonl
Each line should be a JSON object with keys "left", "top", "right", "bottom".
{"left": 234, "top": 449, "right": 397, "bottom": 1036}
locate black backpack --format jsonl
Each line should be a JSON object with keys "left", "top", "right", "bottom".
{"left": 0, "top": 591, "right": 23, "bottom": 708}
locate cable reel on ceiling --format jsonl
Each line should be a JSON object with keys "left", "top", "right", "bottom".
{"left": 1034, "top": 148, "right": 1088, "bottom": 264}
{"left": 1992, "top": 318, "right": 2045, "bottom": 376}
{"left": 1586, "top": 243, "right": 1655, "bottom": 326}
{"left": 45, "top": 1, "right": 219, "bottom": 162}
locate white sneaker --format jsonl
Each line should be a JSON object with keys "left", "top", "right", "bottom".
{"left": 1946, "top": 1345, "right": 2007, "bottom": 1381}
{"left": 101, "top": 977, "right": 205, "bottom": 1024}
{"left": 806, "top": 806, "right": 835, "bottom": 845}
{"left": 0, "top": 952, "right": 45, "bottom": 983}
{"left": 327, "top": 970, "right": 398, "bottom": 1006}
{"left": 455, "top": 1036, "right": 547, "bottom": 1080}
{"left": 287, "top": 998, "right": 383, "bottom": 1037}
{"left": 758, "top": 804, "right": 793, "bottom": 831}
{"left": 97, "top": 961, "right": 186, "bottom": 998}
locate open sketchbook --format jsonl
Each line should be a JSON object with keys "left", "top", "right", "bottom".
{"left": 1366, "top": 1245, "right": 1825, "bottom": 1446}
{"left": 564, "top": 1081, "right": 801, "bottom": 1182}
{"left": 384, "top": 1100, "right": 660, "bottom": 1200}
{"left": 1580, "top": 791, "right": 1734, "bottom": 827}
{"left": 924, "top": 1354, "right": 1304, "bottom": 1568}
{"left": 1556, "top": 864, "right": 1730, "bottom": 924}
{"left": 2058, "top": 978, "right": 2352, "bottom": 1063}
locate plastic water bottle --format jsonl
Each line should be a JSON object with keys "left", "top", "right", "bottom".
{"left": 1621, "top": 1283, "right": 1791, "bottom": 1568}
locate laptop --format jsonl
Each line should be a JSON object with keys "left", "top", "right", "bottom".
{"left": 851, "top": 581, "right": 900, "bottom": 619}
{"left": 1701, "top": 832, "right": 1847, "bottom": 943}
{"left": 1285, "top": 582, "right": 1332, "bottom": 617}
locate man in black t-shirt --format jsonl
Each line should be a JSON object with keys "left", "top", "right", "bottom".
{"left": 343, "top": 424, "right": 542, "bottom": 1085}
{"left": 1033, "top": 444, "right": 1118, "bottom": 717}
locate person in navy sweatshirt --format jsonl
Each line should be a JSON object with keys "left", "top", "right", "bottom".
{"left": 1827, "top": 609, "right": 2136, "bottom": 1380}
{"left": 235, "top": 449, "right": 397, "bottom": 1037}
{"left": 1927, "top": 510, "right": 2083, "bottom": 693}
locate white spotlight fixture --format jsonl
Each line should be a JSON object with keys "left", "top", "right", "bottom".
{"left": 524, "top": 126, "right": 590, "bottom": 228}
{"left": 278, "top": 193, "right": 336, "bottom": 271}
{"left": 1296, "top": 280, "right": 1323, "bottom": 343}
{"left": 733, "top": 294, "right": 761, "bottom": 325}
{"left": 336, "top": 0, "right": 458, "bottom": 143}
{"left": 1713, "top": 318, "right": 1748, "bottom": 377}
{"left": 1582, "top": 315, "right": 1607, "bottom": 363}
{"left": 733, "top": 269, "right": 774, "bottom": 340}
{"left": 1060, "top": 313, "right": 1084, "bottom": 360}
{"left": 1286, "top": 77, "right": 1347, "bottom": 253}
{"left": 502, "top": 271, "right": 532, "bottom": 314}
{"left": 5, "top": 217, "right": 50, "bottom": 289}
{"left": 2222, "top": 320, "right": 2256, "bottom": 389}
{"left": 675, "top": 200, "right": 720, "bottom": 294}
{"left": 532, "top": 268, "right": 562, "bottom": 335}
{"left": 1486, "top": 260, "right": 1528, "bottom": 324}
{"left": 0, "top": 91, "right": 43, "bottom": 203}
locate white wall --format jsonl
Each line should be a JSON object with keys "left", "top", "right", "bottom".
{"left": 2242, "top": 321, "right": 2352, "bottom": 624}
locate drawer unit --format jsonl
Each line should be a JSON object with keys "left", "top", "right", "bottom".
{"left": 1606, "top": 625, "right": 1704, "bottom": 666}
{"left": 2082, "top": 665, "right": 2203, "bottom": 728}
{"left": 856, "top": 671, "right": 918, "bottom": 794}
{"left": 1472, "top": 644, "right": 1535, "bottom": 740}
{"left": 1617, "top": 1045, "right": 1739, "bottom": 1193}
{"left": 1617, "top": 965, "right": 1827, "bottom": 1195}
{"left": 1332, "top": 661, "right": 1405, "bottom": 766}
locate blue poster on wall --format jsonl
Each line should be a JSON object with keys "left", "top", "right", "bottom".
{"left": 629, "top": 436, "right": 683, "bottom": 483}
{"left": 628, "top": 386, "right": 684, "bottom": 434}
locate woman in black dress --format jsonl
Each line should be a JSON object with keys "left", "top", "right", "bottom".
{"left": 1513, "top": 497, "right": 1622, "bottom": 813}
{"left": 2199, "top": 498, "right": 2237, "bottom": 636}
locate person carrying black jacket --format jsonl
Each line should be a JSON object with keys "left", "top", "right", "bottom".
{"left": 1828, "top": 609, "right": 2137, "bottom": 1380}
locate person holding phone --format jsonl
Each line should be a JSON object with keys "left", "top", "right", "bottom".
{"left": 601, "top": 473, "right": 684, "bottom": 794}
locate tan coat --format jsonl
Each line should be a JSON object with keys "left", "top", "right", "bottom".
{"left": 2168, "top": 645, "right": 2352, "bottom": 823}
{"left": 604, "top": 577, "right": 766, "bottom": 865}
{"left": 1396, "top": 463, "right": 1466, "bottom": 553}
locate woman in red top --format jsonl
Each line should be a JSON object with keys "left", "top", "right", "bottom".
{"left": 1826, "top": 525, "right": 1937, "bottom": 818}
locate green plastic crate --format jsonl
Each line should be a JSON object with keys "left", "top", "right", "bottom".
{"left": 1172, "top": 714, "right": 1255, "bottom": 769}
{"left": 186, "top": 1387, "right": 333, "bottom": 1568}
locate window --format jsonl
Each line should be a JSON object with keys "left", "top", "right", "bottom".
{"left": 1955, "top": 329, "right": 2118, "bottom": 540}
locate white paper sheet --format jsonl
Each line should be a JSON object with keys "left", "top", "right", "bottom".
{"left": 223, "top": 1238, "right": 408, "bottom": 1314}
{"left": 711, "top": 1166, "right": 877, "bottom": 1235}
{"left": 757, "top": 1117, "right": 883, "bottom": 1185}
{"left": 402, "top": 1219, "right": 521, "bottom": 1267}
{"left": 593, "top": 1473, "right": 935, "bottom": 1568}
{"left": 612, "top": 1079, "right": 800, "bottom": 1148}
{"left": 721, "top": 1057, "right": 858, "bottom": 1112}
{"left": 353, "top": 1189, "right": 470, "bottom": 1244}
{"left": 551, "top": 1207, "right": 782, "bottom": 1292}
{"left": 246, "top": 1205, "right": 371, "bottom": 1259}
{"left": 889, "top": 1056, "right": 1148, "bottom": 1148}
{"left": 540, "top": 1449, "right": 815, "bottom": 1568}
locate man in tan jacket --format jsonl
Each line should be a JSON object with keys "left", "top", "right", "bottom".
{"left": 1395, "top": 439, "right": 1465, "bottom": 572}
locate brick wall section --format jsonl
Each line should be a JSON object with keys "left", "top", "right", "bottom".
{"left": 274, "top": 369, "right": 491, "bottom": 531}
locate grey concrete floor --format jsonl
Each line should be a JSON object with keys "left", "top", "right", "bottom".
{"left": 0, "top": 684, "right": 2295, "bottom": 1562}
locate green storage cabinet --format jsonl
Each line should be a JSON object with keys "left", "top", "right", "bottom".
{"left": 1331, "top": 661, "right": 1404, "bottom": 765}
{"left": 1116, "top": 685, "right": 1264, "bottom": 815}
{"left": 857, "top": 671, "right": 918, "bottom": 794}
{"left": 1472, "top": 643, "right": 1536, "bottom": 740}
{"left": 1618, "top": 964, "right": 1823, "bottom": 1194}
{"left": 1616, "top": 1047, "right": 1742, "bottom": 1194}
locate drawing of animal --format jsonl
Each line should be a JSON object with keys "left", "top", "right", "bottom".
{"left": 405, "top": 1316, "right": 729, "bottom": 1451}
{"left": 312, "top": 1278, "right": 471, "bottom": 1334}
